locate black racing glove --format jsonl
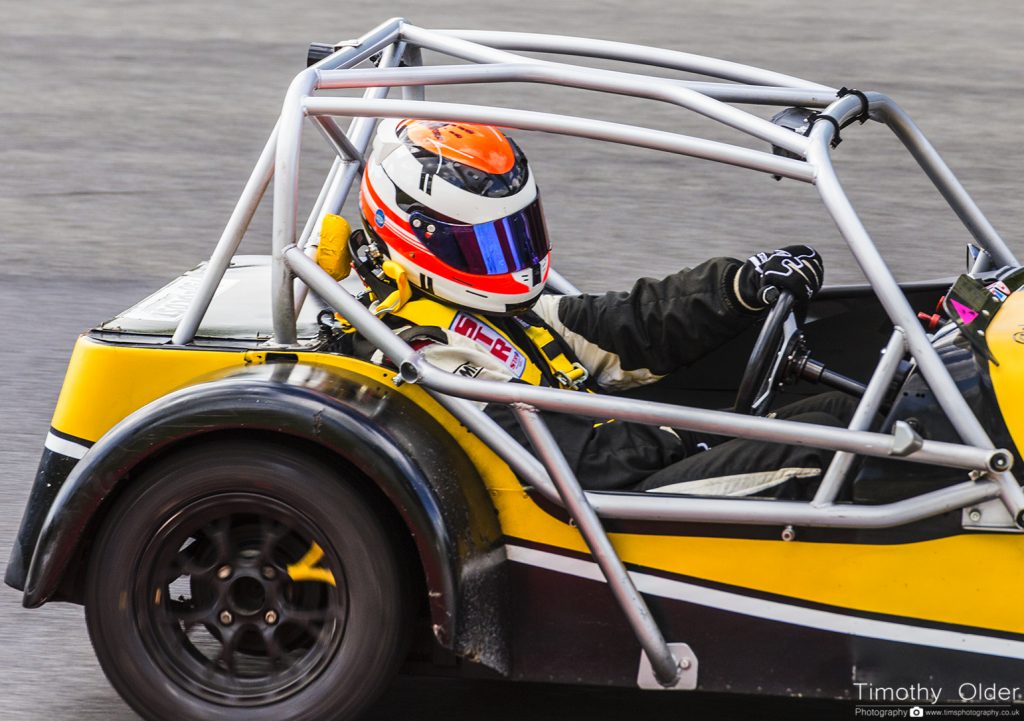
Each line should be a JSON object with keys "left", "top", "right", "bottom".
{"left": 733, "top": 244, "right": 824, "bottom": 311}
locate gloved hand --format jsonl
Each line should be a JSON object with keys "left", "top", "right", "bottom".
{"left": 734, "top": 245, "right": 824, "bottom": 311}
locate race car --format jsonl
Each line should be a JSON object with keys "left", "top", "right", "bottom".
{"left": 7, "top": 18, "right": 1024, "bottom": 721}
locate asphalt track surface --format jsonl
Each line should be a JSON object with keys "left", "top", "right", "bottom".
{"left": 3, "top": 1, "right": 1024, "bottom": 719}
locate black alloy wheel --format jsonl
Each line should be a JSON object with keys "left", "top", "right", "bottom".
{"left": 85, "top": 439, "right": 413, "bottom": 721}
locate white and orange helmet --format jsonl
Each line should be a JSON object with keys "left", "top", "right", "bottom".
{"left": 358, "top": 119, "right": 551, "bottom": 314}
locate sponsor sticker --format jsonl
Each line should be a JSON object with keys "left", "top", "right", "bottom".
{"left": 449, "top": 313, "right": 527, "bottom": 377}
{"left": 950, "top": 298, "right": 978, "bottom": 325}
{"left": 119, "top": 276, "right": 238, "bottom": 322}
{"left": 987, "top": 280, "right": 1011, "bottom": 301}
{"left": 454, "top": 362, "right": 483, "bottom": 378}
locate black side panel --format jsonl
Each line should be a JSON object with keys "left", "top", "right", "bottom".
{"left": 504, "top": 554, "right": 850, "bottom": 691}
{"left": 19, "top": 362, "right": 507, "bottom": 672}
{"left": 505, "top": 547, "right": 1024, "bottom": 697}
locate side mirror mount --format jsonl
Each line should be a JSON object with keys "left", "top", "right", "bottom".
{"left": 966, "top": 244, "right": 994, "bottom": 275}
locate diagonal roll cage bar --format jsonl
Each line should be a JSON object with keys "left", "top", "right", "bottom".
{"left": 169, "top": 19, "right": 1024, "bottom": 685}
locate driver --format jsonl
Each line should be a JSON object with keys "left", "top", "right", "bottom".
{"left": 347, "top": 119, "right": 855, "bottom": 498}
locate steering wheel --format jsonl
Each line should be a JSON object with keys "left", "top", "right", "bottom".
{"left": 733, "top": 290, "right": 802, "bottom": 416}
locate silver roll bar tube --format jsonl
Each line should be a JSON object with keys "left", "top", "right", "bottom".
{"left": 808, "top": 94, "right": 1024, "bottom": 521}
{"left": 317, "top": 63, "right": 819, "bottom": 153}
{"left": 813, "top": 328, "right": 908, "bottom": 506}
{"left": 433, "top": 28, "right": 833, "bottom": 90}
{"left": 272, "top": 20, "right": 405, "bottom": 345}
{"left": 515, "top": 405, "right": 682, "bottom": 687}
{"left": 866, "top": 94, "right": 1018, "bottom": 268}
{"left": 411, "top": 360, "right": 1005, "bottom": 473}
{"left": 399, "top": 25, "right": 820, "bottom": 154}
{"left": 302, "top": 97, "right": 814, "bottom": 182}
{"left": 317, "top": 63, "right": 835, "bottom": 108}
{"left": 172, "top": 120, "right": 280, "bottom": 346}
{"left": 292, "top": 41, "right": 406, "bottom": 316}
{"left": 172, "top": 17, "right": 405, "bottom": 346}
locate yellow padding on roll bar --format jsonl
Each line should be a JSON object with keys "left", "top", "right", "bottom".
{"left": 316, "top": 214, "right": 352, "bottom": 280}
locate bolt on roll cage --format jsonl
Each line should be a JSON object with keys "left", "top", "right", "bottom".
{"left": 168, "top": 18, "right": 1024, "bottom": 685}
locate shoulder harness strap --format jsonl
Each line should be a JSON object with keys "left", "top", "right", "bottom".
{"left": 519, "top": 310, "right": 598, "bottom": 392}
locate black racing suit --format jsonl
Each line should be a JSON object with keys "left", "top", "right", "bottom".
{"left": 486, "top": 257, "right": 855, "bottom": 498}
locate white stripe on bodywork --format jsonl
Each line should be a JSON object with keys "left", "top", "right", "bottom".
{"left": 506, "top": 544, "right": 1024, "bottom": 660}
{"left": 44, "top": 432, "right": 89, "bottom": 460}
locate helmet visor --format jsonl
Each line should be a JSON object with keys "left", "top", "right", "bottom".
{"left": 408, "top": 199, "right": 549, "bottom": 276}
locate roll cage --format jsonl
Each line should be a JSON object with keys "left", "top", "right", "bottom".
{"left": 168, "top": 18, "right": 1024, "bottom": 686}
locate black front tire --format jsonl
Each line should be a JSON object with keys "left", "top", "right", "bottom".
{"left": 85, "top": 439, "right": 412, "bottom": 721}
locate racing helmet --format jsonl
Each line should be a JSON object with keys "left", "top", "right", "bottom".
{"left": 358, "top": 118, "right": 551, "bottom": 314}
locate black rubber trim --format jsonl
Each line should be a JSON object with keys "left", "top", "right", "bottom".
{"left": 837, "top": 86, "right": 871, "bottom": 125}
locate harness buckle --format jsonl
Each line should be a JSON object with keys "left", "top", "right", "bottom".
{"left": 554, "top": 362, "right": 589, "bottom": 390}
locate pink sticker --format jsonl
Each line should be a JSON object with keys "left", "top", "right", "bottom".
{"left": 950, "top": 298, "right": 979, "bottom": 325}
{"left": 449, "top": 313, "right": 528, "bottom": 377}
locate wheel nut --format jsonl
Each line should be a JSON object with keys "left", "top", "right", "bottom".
{"left": 219, "top": 610, "right": 233, "bottom": 625}
{"left": 265, "top": 610, "right": 278, "bottom": 625}
{"left": 217, "top": 565, "right": 232, "bottom": 580}
{"left": 262, "top": 566, "right": 276, "bottom": 580}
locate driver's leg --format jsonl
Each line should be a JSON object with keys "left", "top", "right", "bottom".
{"left": 636, "top": 392, "right": 859, "bottom": 499}
{"left": 769, "top": 391, "right": 859, "bottom": 424}
{"left": 675, "top": 391, "right": 859, "bottom": 453}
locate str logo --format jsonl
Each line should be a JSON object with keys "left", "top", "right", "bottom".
{"left": 450, "top": 313, "right": 527, "bottom": 377}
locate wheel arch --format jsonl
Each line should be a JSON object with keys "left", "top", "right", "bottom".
{"left": 23, "top": 362, "right": 508, "bottom": 669}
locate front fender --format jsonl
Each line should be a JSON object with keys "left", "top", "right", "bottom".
{"left": 22, "top": 361, "right": 505, "bottom": 666}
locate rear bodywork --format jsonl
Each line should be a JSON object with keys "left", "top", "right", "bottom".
{"left": 9, "top": 19, "right": 1024, "bottom": 703}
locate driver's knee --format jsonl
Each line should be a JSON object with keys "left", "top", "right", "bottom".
{"left": 772, "top": 393, "right": 857, "bottom": 426}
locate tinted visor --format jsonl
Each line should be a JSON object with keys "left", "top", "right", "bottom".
{"left": 409, "top": 199, "right": 549, "bottom": 276}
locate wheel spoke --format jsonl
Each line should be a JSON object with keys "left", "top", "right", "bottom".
{"left": 258, "top": 517, "right": 289, "bottom": 566}
{"left": 165, "top": 543, "right": 213, "bottom": 584}
{"left": 205, "top": 516, "right": 233, "bottom": 565}
{"left": 283, "top": 606, "right": 340, "bottom": 636}
{"left": 168, "top": 598, "right": 216, "bottom": 629}
{"left": 262, "top": 627, "right": 288, "bottom": 668}
{"left": 217, "top": 625, "right": 244, "bottom": 674}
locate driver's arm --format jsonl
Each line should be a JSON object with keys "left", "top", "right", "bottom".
{"left": 533, "top": 246, "right": 823, "bottom": 392}
{"left": 533, "top": 257, "right": 758, "bottom": 392}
